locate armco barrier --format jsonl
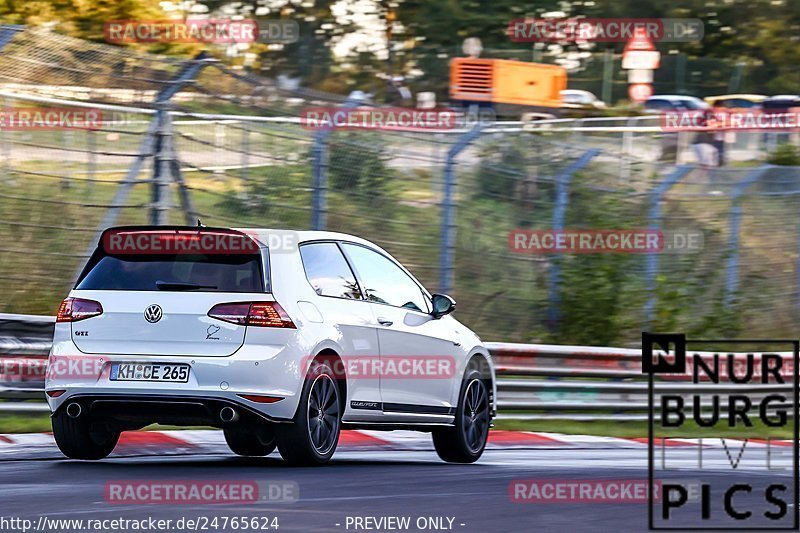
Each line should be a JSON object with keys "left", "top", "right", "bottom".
{"left": 0, "top": 316, "right": 794, "bottom": 420}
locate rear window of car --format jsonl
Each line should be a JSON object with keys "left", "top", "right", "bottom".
{"left": 682, "top": 99, "right": 707, "bottom": 110}
{"left": 644, "top": 99, "right": 668, "bottom": 110}
{"left": 76, "top": 253, "right": 265, "bottom": 293}
{"left": 763, "top": 99, "right": 799, "bottom": 110}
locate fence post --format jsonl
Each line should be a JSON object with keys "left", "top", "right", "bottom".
{"left": 547, "top": 149, "right": 601, "bottom": 326}
{"left": 643, "top": 165, "right": 692, "bottom": 327}
{"left": 311, "top": 98, "right": 362, "bottom": 231}
{"left": 241, "top": 120, "right": 250, "bottom": 185}
{"left": 310, "top": 127, "right": 332, "bottom": 230}
{"left": 0, "top": 96, "right": 10, "bottom": 184}
{"left": 620, "top": 117, "right": 635, "bottom": 183}
{"left": 724, "top": 166, "right": 769, "bottom": 308}
{"left": 439, "top": 123, "right": 484, "bottom": 294}
{"left": 150, "top": 105, "right": 171, "bottom": 225}
{"left": 86, "top": 128, "right": 96, "bottom": 193}
{"left": 78, "top": 53, "right": 213, "bottom": 277}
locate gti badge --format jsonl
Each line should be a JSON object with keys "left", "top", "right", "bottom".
{"left": 144, "top": 304, "right": 163, "bottom": 323}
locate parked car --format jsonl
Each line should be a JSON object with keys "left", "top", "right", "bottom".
{"left": 45, "top": 226, "right": 496, "bottom": 465}
{"left": 762, "top": 95, "right": 800, "bottom": 113}
{"left": 704, "top": 94, "right": 766, "bottom": 109}
{"left": 560, "top": 89, "right": 607, "bottom": 110}
{"left": 643, "top": 95, "right": 710, "bottom": 114}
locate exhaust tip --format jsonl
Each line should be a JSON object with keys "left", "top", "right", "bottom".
{"left": 66, "top": 402, "right": 82, "bottom": 419}
{"left": 219, "top": 406, "right": 239, "bottom": 423}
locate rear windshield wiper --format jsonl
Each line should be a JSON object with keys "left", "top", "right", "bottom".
{"left": 156, "top": 281, "right": 218, "bottom": 291}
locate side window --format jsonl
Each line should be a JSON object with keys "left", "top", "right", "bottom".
{"left": 299, "top": 243, "right": 361, "bottom": 299}
{"left": 341, "top": 243, "right": 430, "bottom": 313}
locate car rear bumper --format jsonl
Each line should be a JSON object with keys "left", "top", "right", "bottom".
{"left": 45, "top": 335, "right": 306, "bottom": 422}
{"left": 51, "top": 393, "right": 291, "bottom": 429}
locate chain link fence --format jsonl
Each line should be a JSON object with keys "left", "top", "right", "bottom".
{"left": 0, "top": 27, "right": 799, "bottom": 347}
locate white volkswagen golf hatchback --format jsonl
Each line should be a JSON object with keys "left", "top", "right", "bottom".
{"left": 46, "top": 226, "right": 495, "bottom": 465}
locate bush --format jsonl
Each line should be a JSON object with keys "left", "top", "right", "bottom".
{"left": 767, "top": 144, "right": 800, "bottom": 166}
{"left": 474, "top": 140, "right": 527, "bottom": 199}
{"left": 327, "top": 131, "right": 393, "bottom": 197}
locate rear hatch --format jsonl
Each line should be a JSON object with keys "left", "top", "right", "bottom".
{"left": 70, "top": 228, "right": 267, "bottom": 357}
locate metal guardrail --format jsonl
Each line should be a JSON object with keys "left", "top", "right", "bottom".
{"left": 0, "top": 315, "right": 793, "bottom": 420}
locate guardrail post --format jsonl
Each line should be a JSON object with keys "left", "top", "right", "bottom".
{"left": 439, "top": 123, "right": 484, "bottom": 294}
{"left": 724, "top": 166, "right": 769, "bottom": 308}
{"left": 547, "top": 149, "right": 601, "bottom": 326}
{"left": 643, "top": 165, "right": 692, "bottom": 326}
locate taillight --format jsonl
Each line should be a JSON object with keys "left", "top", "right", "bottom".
{"left": 208, "top": 302, "right": 296, "bottom": 328}
{"left": 237, "top": 394, "right": 284, "bottom": 403}
{"left": 56, "top": 297, "right": 103, "bottom": 322}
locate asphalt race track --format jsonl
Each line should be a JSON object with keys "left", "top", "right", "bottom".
{"left": 0, "top": 445, "right": 793, "bottom": 533}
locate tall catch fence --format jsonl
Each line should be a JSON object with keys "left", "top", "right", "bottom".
{"left": 0, "top": 27, "right": 799, "bottom": 345}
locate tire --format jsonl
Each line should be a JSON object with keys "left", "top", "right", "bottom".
{"left": 224, "top": 427, "right": 277, "bottom": 456}
{"left": 276, "top": 360, "right": 341, "bottom": 466}
{"left": 52, "top": 410, "right": 119, "bottom": 460}
{"left": 433, "top": 369, "right": 491, "bottom": 463}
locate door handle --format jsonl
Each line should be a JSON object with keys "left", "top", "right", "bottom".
{"left": 377, "top": 317, "right": 393, "bottom": 326}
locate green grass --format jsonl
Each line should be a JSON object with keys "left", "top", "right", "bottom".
{"left": 0, "top": 413, "right": 212, "bottom": 434}
{"left": 494, "top": 418, "right": 793, "bottom": 439}
{"left": 0, "top": 413, "right": 792, "bottom": 439}
{"left": 0, "top": 413, "right": 53, "bottom": 433}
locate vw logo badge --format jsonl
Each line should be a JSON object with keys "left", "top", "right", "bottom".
{"left": 144, "top": 304, "right": 163, "bottom": 323}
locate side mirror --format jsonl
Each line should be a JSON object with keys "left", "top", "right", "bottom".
{"left": 430, "top": 294, "right": 456, "bottom": 319}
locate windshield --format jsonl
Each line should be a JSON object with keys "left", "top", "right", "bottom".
{"left": 76, "top": 253, "right": 265, "bottom": 293}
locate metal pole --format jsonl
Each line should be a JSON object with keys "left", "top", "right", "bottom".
{"left": 724, "top": 166, "right": 769, "bottom": 308}
{"left": 643, "top": 165, "right": 692, "bottom": 326}
{"left": 164, "top": 113, "right": 197, "bottom": 225}
{"left": 86, "top": 128, "right": 96, "bottom": 193}
{"left": 439, "top": 123, "right": 485, "bottom": 294}
{"left": 676, "top": 53, "right": 686, "bottom": 94}
{"left": 310, "top": 128, "right": 331, "bottom": 231}
{"left": 547, "top": 149, "right": 601, "bottom": 326}
{"left": 241, "top": 120, "right": 250, "bottom": 185}
{"left": 311, "top": 98, "right": 361, "bottom": 230}
{"left": 61, "top": 130, "right": 73, "bottom": 190}
{"left": 150, "top": 106, "right": 171, "bottom": 225}
{"left": 620, "top": 117, "right": 635, "bottom": 183}
{"left": 0, "top": 96, "right": 10, "bottom": 184}
{"left": 601, "top": 48, "right": 614, "bottom": 105}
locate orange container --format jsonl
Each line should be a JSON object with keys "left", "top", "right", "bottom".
{"left": 450, "top": 58, "right": 566, "bottom": 109}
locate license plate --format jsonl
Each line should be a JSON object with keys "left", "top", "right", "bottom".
{"left": 110, "top": 363, "right": 190, "bottom": 383}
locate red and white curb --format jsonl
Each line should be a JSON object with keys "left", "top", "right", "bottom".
{"left": 0, "top": 430, "right": 791, "bottom": 460}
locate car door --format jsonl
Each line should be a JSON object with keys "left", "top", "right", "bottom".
{"left": 298, "top": 242, "right": 383, "bottom": 421}
{"left": 340, "top": 242, "right": 462, "bottom": 416}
